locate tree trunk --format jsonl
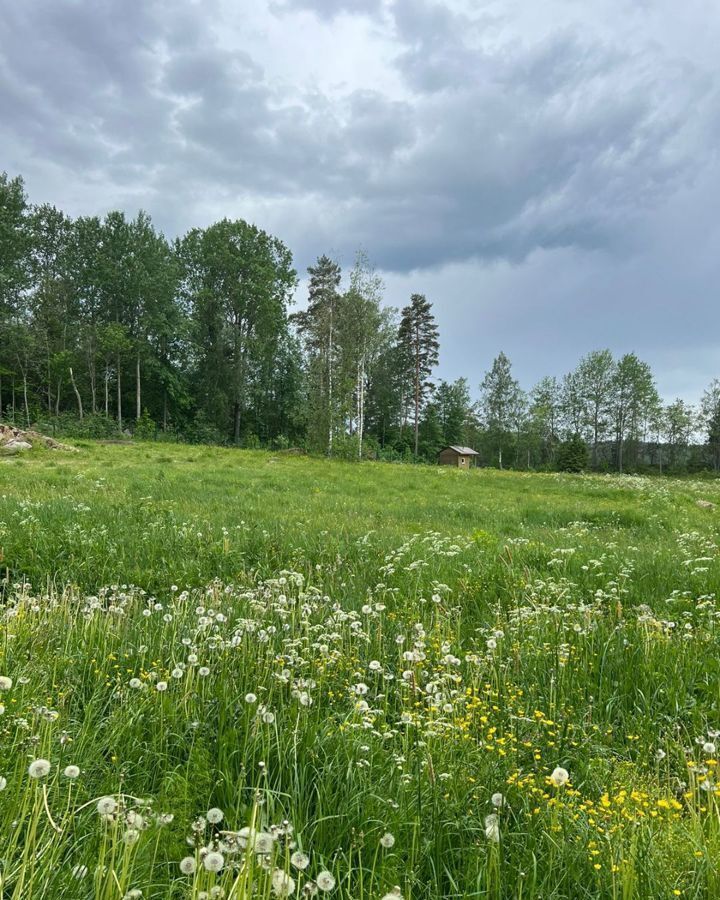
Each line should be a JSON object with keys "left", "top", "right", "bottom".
{"left": 233, "top": 401, "right": 241, "bottom": 445}
{"left": 116, "top": 353, "right": 123, "bottom": 432}
{"left": 327, "top": 302, "right": 334, "bottom": 456}
{"left": 357, "top": 356, "right": 365, "bottom": 460}
{"left": 88, "top": 350, "right": 97, "bottom": 414}
{"left": 163, "top": 390, "right": 168, "bottom": 432}
{"left": 104, "top": 367, "right": 110, "bottom": 418}
{"left": 69, "top": 367, "right": 84, "bottom": 420}
{"left": 55, "top": 379, "right": 61, "bottom": 416}
{"left": 22, "top": 371, "right": 30, "bottom": 426}
{"left": 136, "top": 353, "right": 141, "bottom": 420}
{"left": 414, "top": 322, "right": 420, "bottom": 456}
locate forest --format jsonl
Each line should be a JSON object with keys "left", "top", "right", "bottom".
{"left": 2, "top": 171, "right": 719, "bottom": 472}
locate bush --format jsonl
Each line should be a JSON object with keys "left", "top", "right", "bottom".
{"left": 556, "top": 434, "right": 589, "bottom": 472}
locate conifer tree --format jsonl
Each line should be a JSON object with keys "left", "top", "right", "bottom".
{"left": 397, "top": 294, "right": 439, "bottom": 456}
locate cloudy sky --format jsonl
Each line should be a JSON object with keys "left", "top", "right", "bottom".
{"left": 2, "top": 0, "right": 719, "bottom": 400}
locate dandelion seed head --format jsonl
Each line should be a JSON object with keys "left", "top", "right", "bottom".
{"left": 291, "top": 851, "right": 310, "bottom": 870}
{"left": 63, "top": 765, "right": 80, "bottom": 779}
{"left": 97, "top": 796, "right": 118, "bottom": 816}
{"left": 380, "top": 832, "right": 395, "bottom": 848}
{"left": 271, "top": 869, "right": 296, "bottom": 897}
{"left": 203, "top": 850, "right": 225, "bottom": 873}
{"left": 549, "top": 766, "right": 569, "bottom": 787}
{"left": 484, "top": 813, "right": 500, "bottom": 842}
{"left": 0, "top": 676, "right": 13, "bottom": 691}
{"left": 179, "top": 856, "right": 197, "bottom": 874}
{"left": 316, "top": 870, "right": 336, "bottom": 891}
{"left": 28, "top": 758, "right": 51, "bottom": 779}
{"left": 206, "top": 807, "right": 224, "bottom": 824}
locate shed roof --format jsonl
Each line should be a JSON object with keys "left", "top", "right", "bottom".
{"left": 443, "top": 446, "right": 479, "bottom": 455}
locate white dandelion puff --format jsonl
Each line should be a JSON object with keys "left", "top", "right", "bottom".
{"left": 291, "top": 851, "right": 310, "bottom": 870}
{"left": 271, "top": 869, "right": 296, "bottom": 897}
{"left": 549, "top": 766, "right": 569, "bottom": 787}
{"left": 316, "top": 871, "right": 336, "bottom": 891}
{"left": 63, "top": 765, "right": 80, "bottom": 779}
{"left": 484, "top": 814, "right": 500, "bottom": 843}
{"left": 97, "top": 796, "right": 118, "bottom": 816}
{"left": 28, "top": 759, "right": 51, "bottom": 779}
{"left": 206, "top": 807, "right": 224, "bottom": 824}
{"left": 380, "top": 832, "right": 395, "bottom": 849}
{"left": 491, "top": 792, "right": 505, "bottom": 808}
{"left": 0, "top": 676, "right": 13, "bottom": 691}
{"left": 203, "top": 851, "right": 225, "bottom": 873}
{"left": 179, "top": 856, "right": 197, "bottom": 875}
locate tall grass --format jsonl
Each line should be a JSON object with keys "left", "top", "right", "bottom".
{"left": 1, "top": 443, "right": 720, "bottom": 897}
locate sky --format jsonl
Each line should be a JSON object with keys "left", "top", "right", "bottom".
{"left": 2, "top": 0, "right": 719, "bottom": 402}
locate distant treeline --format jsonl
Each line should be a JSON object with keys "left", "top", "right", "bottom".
{"left": 1, "top": 172, "right": 719, "bottom": 473}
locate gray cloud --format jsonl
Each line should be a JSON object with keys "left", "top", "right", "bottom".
{"left": 270, "top": 0, "right": 383, "bottom": 17}
{"left": 1, "top": 0, "right": 719, "bottom": 397}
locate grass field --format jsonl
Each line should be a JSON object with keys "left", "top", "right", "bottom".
{"left": 2, "top": 442, "right": 720, "bottom": 899}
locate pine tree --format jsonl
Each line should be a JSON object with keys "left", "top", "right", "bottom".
{"left": 397, "top": 294, "right": 439, "bottom": 456}
{"left": 292, "top": 255, "right": 342, "bottom": 454}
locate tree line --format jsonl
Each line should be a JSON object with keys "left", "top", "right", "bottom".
{"left": 1, "top": 172, "right": 718, "bottom": 472}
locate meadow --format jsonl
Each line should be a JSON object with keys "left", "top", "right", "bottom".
{"left": 2, "top": 442, "right": 720, "bottom": 899}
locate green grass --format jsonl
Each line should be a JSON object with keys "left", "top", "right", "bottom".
{"left": 1, "top": 442, "right": 720, "bottom": 898}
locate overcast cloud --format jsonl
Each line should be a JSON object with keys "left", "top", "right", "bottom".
{"left": 1, "top": 0, "right": 718, "bottom": 399}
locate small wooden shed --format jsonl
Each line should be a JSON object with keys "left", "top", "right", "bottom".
{"left": 438, "top": 445, "right": 479, "bottom": 469}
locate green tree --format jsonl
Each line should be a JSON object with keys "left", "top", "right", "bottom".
{"left": 479, "top": 352, "right": 526, "bottom": 468}
{"left": 179, "top": 220, "right": 296, "bottom": 444}
{"left": 397, "top": 294, "right": 440, "bottom": 456}
{"left": 292, "top": 255, "right": 343, "bottom": 453}
{"left": 611, "top": 353, "right": 659, "bottom": 472}
{"left": 663, "top": 398, "right": 696, "bottom": 469}
{"left": 700, "top": 379, "right": 720, "bottom": 471}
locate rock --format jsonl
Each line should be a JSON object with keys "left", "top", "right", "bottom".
{"left": 696, "top": 499, "right": 716, "bottom": 510}
{"left": 0, "top": 423, "right": 78, "bottom": 452}
{"left": 1, "top": 439, "right": 32, "bottom": 453}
